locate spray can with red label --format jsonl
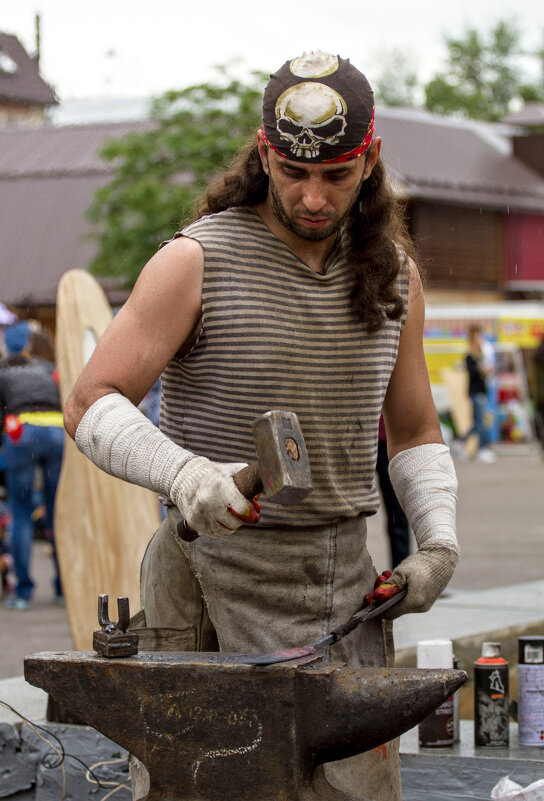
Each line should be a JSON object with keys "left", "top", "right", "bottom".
{"left": 474, "top": 642, "right": 509, "bottom": 747}
{"left": 518, "top": 636, "right": 544, "bottom": 746}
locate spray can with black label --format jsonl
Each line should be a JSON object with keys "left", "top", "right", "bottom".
{"left": 474, "top": 642, "right": 509, "bottom": 747}
{"left": 418, "top": 639, "right": 454, "bottom": 747}
{"left": 518, "top": 636, "right": 544, "bottom": 746}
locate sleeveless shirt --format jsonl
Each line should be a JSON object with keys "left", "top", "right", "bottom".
{"left": 160, "top": 207, "right": 410, "bottom": 527}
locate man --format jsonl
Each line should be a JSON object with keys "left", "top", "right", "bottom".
{"left": 64, "top": 52, "right": 459, "bottom": 801}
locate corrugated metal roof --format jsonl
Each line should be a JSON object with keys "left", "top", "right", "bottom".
{"left": 376, "top": 107, "right": 544, "bottom": 211}
{"left": 0, "top": 120, "right": 152, "bottom": 177}
{"left": 0, "top": 33, "right": 57, "bottom": 106}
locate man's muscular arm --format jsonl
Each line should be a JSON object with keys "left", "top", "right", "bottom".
{"left": 64, "top": 237, "right": 259, "bottom": 537}
{"left": 377, "top": 262, "right": 459, "bottom": 618}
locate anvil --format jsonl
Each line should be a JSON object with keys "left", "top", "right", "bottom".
{"left": 24, "top": 651, "right": 466, "bottom": 801}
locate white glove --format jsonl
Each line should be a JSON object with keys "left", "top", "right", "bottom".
{"left": 374, "top": 443, "right": 459, "bottom": 620}
{"left": 171, "top": 457, "right": 260, "bottom": 538}
{"left": 75, "top": 393, "right": 261, "bottom": 538}
{"left": 381, "top": 547, "right": 459, "bottom": 620}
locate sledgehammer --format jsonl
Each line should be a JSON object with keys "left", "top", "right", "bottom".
{"left": 177, "top": 410, "right": 313, "bottom": 541}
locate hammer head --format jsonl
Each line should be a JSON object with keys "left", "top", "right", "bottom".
{"left": 253, "top": 410, "right": 312, "bottom": 504}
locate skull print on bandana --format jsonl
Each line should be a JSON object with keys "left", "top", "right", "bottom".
{"left": 262, "top": 51, "right": 375, "bottom": 164}
{"left": 275, "top": 82, "right": 347, "bottom": 159}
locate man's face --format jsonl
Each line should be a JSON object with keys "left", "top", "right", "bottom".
{"left": 265, "top": 151, "right": 365, "bottom": 242}
{"left": 258, "top": 134, "right": 381, "bottom": 243}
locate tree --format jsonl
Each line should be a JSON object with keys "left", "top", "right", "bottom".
{"left": 373, "top": 47, "right": 419, "bottom": 108}
{"left": 424, "top": 20, "right": 543, "bottom": 121}
{"left": 87, "top": 66, "right": 266, "bottom": 286}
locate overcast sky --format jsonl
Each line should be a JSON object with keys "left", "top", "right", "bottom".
{"left": 2, "top": 0, "right": 543, "bottom": 101}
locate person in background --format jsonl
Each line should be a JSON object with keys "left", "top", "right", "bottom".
{"left": 0, "top": 321, "right": 65, "bottom": 609}
{"left": 453, "top": 323, "right": 496, "bottom": 463}
{"left": 530, "top": 335, "right": 544, "bottom": 455}
{"left": 376, "top": 414, "right": 410, "bottom": 568}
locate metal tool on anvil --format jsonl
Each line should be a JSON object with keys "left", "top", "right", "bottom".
{"left": 229, "top": 588, "right": 408, "bottom": 666}
{"left": 92, "top": 594, "right": 139, "bottom": 658}
{"left": 178, "top": 409, "right": 313, "bottom": 541}
{"left": 25, "top": 649, "right": 467, "bottom": 801}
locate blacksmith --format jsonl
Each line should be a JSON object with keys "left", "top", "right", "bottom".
{"left": 64, "top": 51, "right": 459, "bottom": 800}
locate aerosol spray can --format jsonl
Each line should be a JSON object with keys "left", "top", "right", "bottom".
{"left": 417, "top": 639, "right": 454, "bottom": 747}
{"left": 474, "top": 642, "right": 509, "bottom": 747}
{"left": 518, "top": 636, "right": 544, "bottom": 746}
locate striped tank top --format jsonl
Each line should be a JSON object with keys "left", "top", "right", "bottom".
{"left": 160, "top": 206, "right": 410, "bottom": 527}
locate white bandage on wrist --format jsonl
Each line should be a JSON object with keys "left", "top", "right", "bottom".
{"left": 388, "top": 443, "right": 459, "bottom": 556}
{"left": 75, "top": 393, "right": 195, "bottom": 497}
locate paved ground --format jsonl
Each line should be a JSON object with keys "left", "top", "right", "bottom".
{"left": 0, "top": 444, "right": 542, "bottom": 686}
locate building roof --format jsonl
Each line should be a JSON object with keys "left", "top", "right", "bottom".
{"left": 0, "top": 120, "right": 151, "bottom": 176}
{"left": 376, "top": 107, "right": 544, "bottom": 212}
{"left": 0, "top": 33, "right": 58, "bottom": 107}
{"left": 503, "top": 103, "right": 544, "bottom": 128}
{"left": 0, "top": 121, "right": 151, "bottom": 307}
{"left": 1, "top": 107, "right": 544, "bottom": 308}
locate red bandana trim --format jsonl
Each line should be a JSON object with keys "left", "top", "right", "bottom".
{"left": 262, "top": 106, "right": 375, "bottom": 163}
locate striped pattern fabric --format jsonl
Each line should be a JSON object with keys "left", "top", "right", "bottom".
{"left": 160, "top": 207, "right": 410, "bottom": 527}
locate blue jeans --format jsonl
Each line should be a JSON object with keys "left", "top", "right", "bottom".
{"left": 3, "top": 423, "right": 64, "bottom": 600}
{"left": 464, "top": 393, "right": 492, "bottom": 450}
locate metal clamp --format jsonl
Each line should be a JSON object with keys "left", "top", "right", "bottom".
{"left": 92, "top": 594, "right": 138, "bottom": 658}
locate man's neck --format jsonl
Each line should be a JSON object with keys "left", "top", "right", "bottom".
{"left": 254, "top": 202, "right": 336, "bottom": 275}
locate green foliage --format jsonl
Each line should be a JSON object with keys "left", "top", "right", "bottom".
{"left": 87, "top": 66, "right": 266, "bottom": 286}
{"left": 374, "top": 47, "right": 419, "bottom": 107}
{"left": 424, "top": 20, "right": 543, "bottom": 120}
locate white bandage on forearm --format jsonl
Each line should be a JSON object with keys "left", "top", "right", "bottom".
{"left": 75, "top": 393, "right": 195, "bottom": 496}
{"left": 388, "top": 443, "right": 459, "bottom": 555}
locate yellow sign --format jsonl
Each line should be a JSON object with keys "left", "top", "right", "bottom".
{"left": 498, "top": 318, "right": 544, "bottom": 349}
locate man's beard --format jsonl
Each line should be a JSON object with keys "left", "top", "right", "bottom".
{"left": 268, "top": 173, "right": 362, "bottom": 242}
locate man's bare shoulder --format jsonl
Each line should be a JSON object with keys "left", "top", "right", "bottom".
{"left": 152, "top": 234, "right": 204, "bottom": 272}
{"left": 131, "top": 235, "right": 204, "bottom": 304}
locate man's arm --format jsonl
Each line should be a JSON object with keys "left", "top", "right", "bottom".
{"left": 376, "top": 263, "right": 459, "bottom": 618}
{"left": 382, "top": 264, "right": 442, "bottom": 457}
{"left": 64, "top": 236, "right": 260, "bottom": 537}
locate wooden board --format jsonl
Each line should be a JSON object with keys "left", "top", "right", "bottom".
{"left": 54, "top": 269, "right": 160, "bottom": 650}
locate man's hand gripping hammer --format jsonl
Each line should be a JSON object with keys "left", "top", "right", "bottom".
{"left": 177, "top": 410, "right": 313, "bottom": 541}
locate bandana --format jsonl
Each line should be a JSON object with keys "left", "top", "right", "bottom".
{"left": 262, "top": 51, "right": 375, "bottom": 164}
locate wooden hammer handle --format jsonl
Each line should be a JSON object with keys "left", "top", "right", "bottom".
{"left": 232, "top": 462, "right": 263, "bottom": 499}
{"left": 177, "top": 462, "right": 263, "bottom": 542}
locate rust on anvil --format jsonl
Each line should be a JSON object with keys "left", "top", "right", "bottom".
{"left": 24, "top": 650, "right": 466, "bottom": 801}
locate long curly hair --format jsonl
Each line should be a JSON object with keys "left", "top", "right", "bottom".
{"left": 195, "top": 135, "right": 416, "bottom": 333}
